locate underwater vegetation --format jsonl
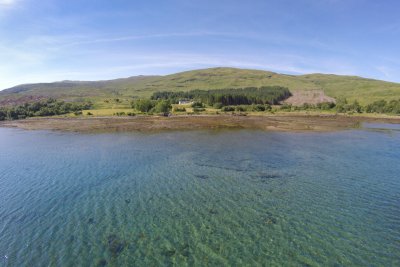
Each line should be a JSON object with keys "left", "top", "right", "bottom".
{"left": 195, "top": 174, "right": 209, "bottom": 180}
{"left": 95, "top": 258, "right": 108, "bottom": 267}
{"left": 106, "top": 234, "right": 127, "bottom": 257}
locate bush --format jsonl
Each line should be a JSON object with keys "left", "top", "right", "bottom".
{"left": 191, "top": 102, "right": 205, "bottom": 108}
{"left": 365, "top": 99, "right": 400, "bottom": 114}
{"left": 235, "top": 106, "right": 246, "bottom": 112}
{"left": 280, "top": 103, "right": 292, "bottom": 111}
{"left": 336, "top": 98, "right": 362, "bottom": 113}
{"left": 222, "top": 106, "right": 235, "bottom": 112}
{"left": 317, "top": 102, "right": 335, "bottom": 110}
{"left": 193, "top": 107, "right": 205, "bottom": 112}
{"left": 133, "top": 99, "right": 155, "bottom": 112}
{"left": 253, "top": 104, "right": 265, "bottom": 112}
{"left": 174, "top": 107, "right": 186, "bottom": 112}
{"left": 154, "top": 100, "right": 172, "bottom": 114}
{"left": 213, "top": 103, "right": 223, "bottom": 109}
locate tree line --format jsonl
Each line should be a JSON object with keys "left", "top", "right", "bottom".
{"left": 151, "top": 86, "right": 292, "bottom": 106}
{"left": 365, "top": 99, "right": 400, "bottom": 114}
{"left": 0, "top": 99, "right": 92, "bottom": 120}
{"left": 131, "top": 99, "right": 172, "bottom": 114}
{"left": 280, "top": 98, "right": 400, "bottom": 114}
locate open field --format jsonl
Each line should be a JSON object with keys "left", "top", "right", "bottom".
{"left": 2, "top": 114, "right": 399, "bottom": 133}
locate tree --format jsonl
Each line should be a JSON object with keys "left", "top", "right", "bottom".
{"left": 134, "top": 99, "right": 155, "bottom": 112}
{"left": 154, "top": 100, "right": 172, "bottom": 114}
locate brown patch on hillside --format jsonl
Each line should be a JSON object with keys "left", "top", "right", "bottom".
{"left": 285, "top": 90, "right": 335, "bottom": 106}
{"left": 0, "top": 95, "right": 47, "bottom": 106}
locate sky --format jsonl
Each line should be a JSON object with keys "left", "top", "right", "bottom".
{"left": 0, "top": 0, "right": 400, "bottom": 89}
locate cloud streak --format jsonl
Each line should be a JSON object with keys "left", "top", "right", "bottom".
{"left": 0, "top": 0, "right": 16, "bottom": 5}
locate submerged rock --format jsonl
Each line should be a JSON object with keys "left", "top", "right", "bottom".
{"left": 195, "top": 174, "right": 209, "bottom": 180}
{"left": 180, "top": 243, "right": 190, "bottom": 258}
{"left": 88, "top": 218, "right": 95, "bottom": 224}
{"left": 209, "top": 208, "right": 218, "bottom": 215}
{"left": 264, "top": 212, "right": 278, "bottom": 225}
{"left": 254, "top": 172, "right": 283, "bottom": 183}
{"left": 125, "top": 199, "right": 131, "bottom": 204}
{"left": 138, "top": 232, "right": 147, "bottom": 240}
{"left": 260, "top": 173, "right": 281, "bottom": 180}
{"left": 107, "top": 234, "right": 127, "bottom": 257}
{"left": 96, "top": 259, "right": 108, "bottom": 267}
{"left": 164, "top": 248, "right": 176, "bottom": 257}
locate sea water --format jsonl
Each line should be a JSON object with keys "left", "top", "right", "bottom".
{"left": 0, "top": 125, "right": 399, "bottom": 266}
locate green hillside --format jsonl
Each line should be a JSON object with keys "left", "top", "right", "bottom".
{"left": 1, "top": 67, "right": 399, "bottom": 107}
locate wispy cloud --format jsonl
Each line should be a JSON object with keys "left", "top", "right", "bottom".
{"left": 0, "top": 0, "right": 17, "bottom": 5}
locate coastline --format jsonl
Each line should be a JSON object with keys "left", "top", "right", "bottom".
{"left": 1, "top": 114, "right": 399, "bottom": 133}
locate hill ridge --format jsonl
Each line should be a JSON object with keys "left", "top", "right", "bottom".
{"left": 1, "top": 67, "right": 399, "bottom": 106}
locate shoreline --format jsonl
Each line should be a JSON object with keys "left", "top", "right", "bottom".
{"left": 1, "top": 114, "right": 400, "bottom": 133}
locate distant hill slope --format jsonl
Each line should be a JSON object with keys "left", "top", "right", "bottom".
{"left": 1, "top": 67, "right": 399, "bottom": 106}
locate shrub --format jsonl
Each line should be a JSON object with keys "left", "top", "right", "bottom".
{"left": 317, "top": 102, "right": 335, "bottom": 110}
{"left": 174, "top": 107, "right": 186, "bottom": 112}
{"left": 193, "top": 107, "right": 205, "bottom": 112}
{"left": 213, "top": 103, "right": 223, "bottom": 109}
{"left": 133, "top": 99, "right": 155, "bottom": 112}
{"left": 154, "top": 100, "right": 172, "bottom": 114}
{"left": 235, "top": 106, "right": 246, "bottom": 112}
{"left": 253, "top": 104, "right": 265, "bottom": 112}
{"left": 222, "top": 106, "right": 235, "bottom": 112}
{"left": 191, "top": 102, "right": 205, "bottom": 108}
{"left": 280, "top": 103, "right": 292, "bottom": 111}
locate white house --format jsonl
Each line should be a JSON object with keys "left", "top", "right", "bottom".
{"left": 178, "top": 100, "right": 193, "bottom": 105}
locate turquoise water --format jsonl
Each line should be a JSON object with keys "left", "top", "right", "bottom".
{"left": 0, "top": 125, "right": 399, "bottom": 266}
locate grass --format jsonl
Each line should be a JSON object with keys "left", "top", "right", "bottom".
{"left": 81, "top": 108, "right": 136, "bottom": 116}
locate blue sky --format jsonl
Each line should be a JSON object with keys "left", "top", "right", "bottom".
{"left": 0, "top": 0, "right": 399, "bottom": 89}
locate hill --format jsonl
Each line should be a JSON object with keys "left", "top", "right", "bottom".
{"left": 1, "top": 67, "right": 399, "bottom": 107}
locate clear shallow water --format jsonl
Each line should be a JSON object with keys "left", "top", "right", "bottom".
{"left": 0, "top": 126, "right": 399, "bottom": 266}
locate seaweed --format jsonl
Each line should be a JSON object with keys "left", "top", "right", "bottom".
{"left": 195, "top": 174, "right": 209, "bottom": 180}
{"left": 107, "top": 234, "right": 127, "bottom": 257}
{"left": 138, "top": 232, "right": 147, "bottom": 240}
{"left": 164, "top": 248, "right": 176, "bottom": 257}
{"left": 209, "top": 208, "right": 218, "bottom": 215}
{"left": 96, "top": 258, "right": 108, "bottom": 267}
{"left": 163, "top": 243, "right": 190, "bottom": 258}
{"left": 180, "top": 243, "right": 190, "bottom": 258}
{"left": 264, "top": 212, "right": 277, "bottom": 225}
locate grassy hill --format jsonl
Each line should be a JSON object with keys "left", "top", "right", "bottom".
{"left": 1, "top": 67, "right": 399, "bottom": 107}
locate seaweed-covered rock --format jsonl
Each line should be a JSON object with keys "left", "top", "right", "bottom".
{"left": 264, "top": 212, "right": 278, "bottom": 225}
{"left": 96, "top": 258, "right": 108, "bottom": 267}
{"left": 195, "top": 174, "right": 209, "bottom": 180}
{"left": 164, "top": 248, "right": 176, "bottom": 257}
{"left": 107, "top": 234, "right": 127, "bottom": 257}
{"left": 180, "top": 243, "right": 190, "bottom": 258}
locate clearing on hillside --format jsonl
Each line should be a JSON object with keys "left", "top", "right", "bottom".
{"left": 284, "top": 90, "right": 336, "bottom": 106}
